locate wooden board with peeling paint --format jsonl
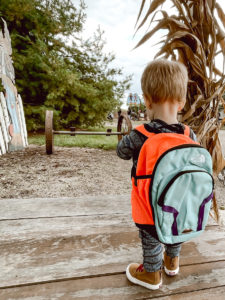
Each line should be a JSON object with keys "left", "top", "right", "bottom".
{"left": 0, "top": 18, "right": 27, "bottom": 154}
{"left": 0, "top": 195, "right": 224, "bottom": 299}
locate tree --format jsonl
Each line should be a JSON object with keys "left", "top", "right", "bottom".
{"left": 134, "top": 0, "right": 225, "bottom": 175}
{"left": 0, "top": 0, "right": 131, "bottom": 130}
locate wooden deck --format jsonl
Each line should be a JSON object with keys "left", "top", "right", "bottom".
{"left": 0, "top": 195, "right": 225, "bottom": 299}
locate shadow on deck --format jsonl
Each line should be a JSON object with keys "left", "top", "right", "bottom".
{"left": 0, "top": 195, "right": 225, "bottom": 299}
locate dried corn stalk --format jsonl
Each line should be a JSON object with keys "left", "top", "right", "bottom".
{"left": 135, "top": 0, "right": 225, "bottom": 175}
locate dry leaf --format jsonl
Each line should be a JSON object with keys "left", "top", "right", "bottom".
{"left": 136, "top": 0, "right": 167, "bottom": 32}
{"left": 135, "top": 0, "right": 225, "bottom": 174}
{"left": 215, "top": 3, "right": 225, "bottom": 28}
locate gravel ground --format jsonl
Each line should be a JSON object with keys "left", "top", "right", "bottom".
{"left": 0, "top": 131, "right": 224, "bottom": 210}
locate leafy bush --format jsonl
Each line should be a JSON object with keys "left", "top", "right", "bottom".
{"left": 0, "top": 0, "right": 131, "bottom": 131}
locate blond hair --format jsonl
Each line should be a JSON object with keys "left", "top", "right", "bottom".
{"left": 141, "top": 59, "right": 188, "bottom": 103}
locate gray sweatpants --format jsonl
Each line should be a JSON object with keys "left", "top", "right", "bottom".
{"left": 139, "top": 229, "right": 182, "bottom": 272}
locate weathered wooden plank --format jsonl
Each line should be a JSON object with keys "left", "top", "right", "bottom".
{"left": 0, "top": 218, "right": 224, "bottom": 288}
{"left": 0, "top": 212, "right": 220, "bottom": 246}
{"left": 152, "top": 287, "right": 225, "bottom": 300}
{"left": 17, "top": 94, "right": 28, "bottom": 147}
{"left": 0, "top": 225, "right": 140, "bottom": 288}
{"left": 0, "top": 100, "right": 9, "bottom": 150}
{"left": 0, "top": 195, "right": 131, "bottom": 220}
{"left": 0, "top": 214, "right": 134, "bottom": 243}
{"left": 0, "top": 195, "right": 218, "bottom": 227}
{"left": 2, "top": 75, "right": 24, "bottom": 151}
{"left": 0, "top": 92, "right": 10, "bottom": 140}
{"left": 1, "top": 19, "right": 13, "bottom": 57}
{"left": 0, "top": 121, "right": 6, "bottom": 154}
{"left": 0, "top": 19, "right": 27, "bottom": 153}
{"left": 16, "top": 94, "right": 26, "bottom": 147}
{"left": 0, "top": 195, "right": 222, "bottom": 290}
{"left": 0, "top": 261, "right": 225, "bottom": 300}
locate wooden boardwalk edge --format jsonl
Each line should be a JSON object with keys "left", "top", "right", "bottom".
{"left": 1, "top": 258, "right": 225, "bottom": 289}
{"left": 0, "top": 195, "right": 225, "bottom": 299}
{"left": 0, "top": 261, "right": 225, "bottom": 299}
{"left": 0, "top": 220, "right": 224, "bottom": 288}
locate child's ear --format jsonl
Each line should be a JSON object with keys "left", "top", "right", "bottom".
{"left": 144, "top": 95, "right": 152, "bottom": 109}
{"left": 178, "top": 100, "right": 185, "bottom": 112}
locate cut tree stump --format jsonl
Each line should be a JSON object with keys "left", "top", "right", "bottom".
{"left": 0, "top": 194, "right": 224, "bottom": 299}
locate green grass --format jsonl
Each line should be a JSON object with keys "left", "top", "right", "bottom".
{"left": 28, "top": 126, "right": 119, "bottom": 150}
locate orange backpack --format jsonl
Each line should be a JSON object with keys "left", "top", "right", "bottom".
{"left": 131, "top": 124, "right": 213, "bottom": 244}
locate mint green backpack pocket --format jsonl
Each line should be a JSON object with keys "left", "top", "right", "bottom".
{"left": 151, "top": 145, "right": 214, "bottom": 244}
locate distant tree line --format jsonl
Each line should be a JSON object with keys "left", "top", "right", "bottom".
{"left": 0, "top": 0, "right": 131, "bottom": 131}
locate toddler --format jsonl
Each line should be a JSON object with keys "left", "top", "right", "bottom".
{"left": 117, "top": 59, "right": 197, "bottom": 290}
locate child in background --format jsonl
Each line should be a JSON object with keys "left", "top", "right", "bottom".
{"left": 117, "top": 59, "right": 197, "bottom": 290}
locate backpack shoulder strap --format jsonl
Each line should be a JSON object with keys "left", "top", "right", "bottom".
{"left": 135, "top": 124, "right": 156, "bottom": 138}
{"left": 184, "top": 125, "right": 190, "bottom": 137}
{"left": 136, "top": 123, "right": 190, "bottom": 138}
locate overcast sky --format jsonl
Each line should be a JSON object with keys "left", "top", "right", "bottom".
{"left": 72, "top": 0, "right": 225, "bottom": 106}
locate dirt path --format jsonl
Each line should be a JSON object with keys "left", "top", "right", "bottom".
{"left": 0, "top": 145, "right": 132, "bottom": 199}
{"left": 0, "top": 132, "right": 224, "bottom": 209}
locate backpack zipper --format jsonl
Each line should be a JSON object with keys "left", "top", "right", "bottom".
{"left": 157, "top": 169, "right": 214, "bottom": 207}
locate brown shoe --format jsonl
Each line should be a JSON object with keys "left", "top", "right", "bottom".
{"left": 126, "top": 263, "right": 162, "bottom": 290}
{"left": 164, "top": 252, "right": 179, "bottom": 276}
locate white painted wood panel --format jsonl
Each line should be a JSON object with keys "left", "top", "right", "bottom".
{"left": 0, "top": 121, "right": 6, "bottom": 154}
{"left": 0, "top": 20, "right": 28, "bottom": 155}
{"left": 0, "top": 99, "right": 8, "bottom": 150}
{"left": 0, "top": 92, "right": 11, "bottom": 147}
{"left": 18, "top": 94, "right": 28, "bottom": 146}
{"left": 16, "top": 94, "right": 26, "bottom": 147}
